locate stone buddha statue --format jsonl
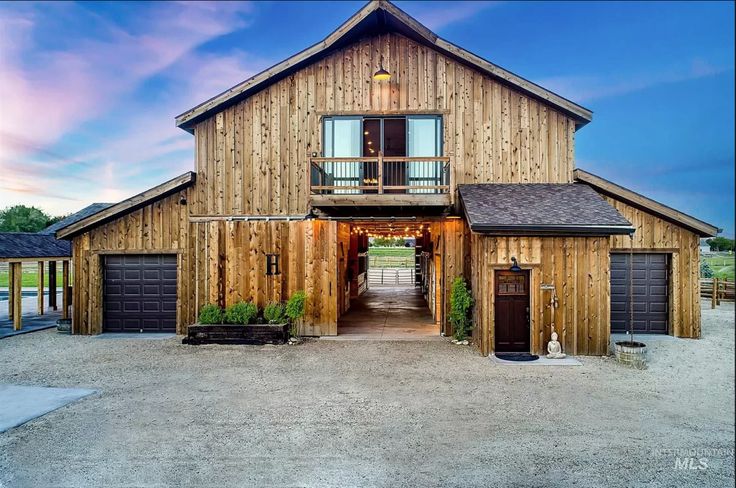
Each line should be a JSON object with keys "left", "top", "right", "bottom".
{"left": 546, "top": 331, "right": 566, "bottom": 359}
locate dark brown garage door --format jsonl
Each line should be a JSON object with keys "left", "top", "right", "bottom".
{"left": 611, "top": 253, "right": 668, "bottom": 334}
{"left": 103, "top": 255, "right": 177, "bottom": 332}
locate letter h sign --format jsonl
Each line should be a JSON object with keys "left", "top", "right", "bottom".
{"left": 266, "top": 254, "right": 280, "bottom": 276}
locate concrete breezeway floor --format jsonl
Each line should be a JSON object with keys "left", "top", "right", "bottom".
{"left": 0, "top": 301, "right": 733, "bottom": 487}
{"left": 331, "top": 286, "right": 441, "bottom": 340}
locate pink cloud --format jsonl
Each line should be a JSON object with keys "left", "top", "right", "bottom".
{"left": 0, "top": 2, "right": 253, "bottom": 165}
{"left": 0, "top": 2, "right": 259, "bottom": 215}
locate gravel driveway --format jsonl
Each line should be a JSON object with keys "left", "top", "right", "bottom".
{"left": 1, "top": 301, "right": 733, "bottom": 487}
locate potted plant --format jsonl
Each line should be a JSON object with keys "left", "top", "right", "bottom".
{"left": 285, "top": 290, "right": 306, "bottom": 344}
{"left": 183, "top": 301, "right": 289, "bottom": 345}
{"left": 449, "top": 277, "right": 473, "bottom": 345}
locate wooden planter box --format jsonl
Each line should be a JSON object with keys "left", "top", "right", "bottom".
{"left": 183, "top": 323, "right": 289, "bottom": 345}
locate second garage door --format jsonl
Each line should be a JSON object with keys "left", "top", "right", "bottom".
{"left": 611, "top": 253, "right": 669, "bottom": 334}
{"left": 103, "top": 255, "right": 177, "bottom": 332}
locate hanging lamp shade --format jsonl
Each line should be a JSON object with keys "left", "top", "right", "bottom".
{"left": 373, "top": 57, "right": 391, "bottom": 80}
{"left": 509, "top": 257, "right": 522, "bottom": 272}
{"left": 373, "top": 66, "right": 391, "bottom": 81}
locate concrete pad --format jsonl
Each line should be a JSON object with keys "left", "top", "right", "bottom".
{"left": 489, "top": 354, "right": 582, "bottom": 366}
{"left": 0, "top": 384, "right": 95, "bottom": 433}
{"left": 95, "top": 333, "right": 176, "bottom": 340}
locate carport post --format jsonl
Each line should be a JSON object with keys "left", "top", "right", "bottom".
{"left": 49, "top": 261, "right": 57, "bottom": 311}
{"left": 12, "top": 262, "right": 22, "bottom": 330}
{"left": 37, "top": 261, "right": 44, "bottom": 315}
{"left": 8, "top": 262, "right": 15, "bottom": 321}
{"left": 62, "top": 260, "right": 70, "bottom": 320}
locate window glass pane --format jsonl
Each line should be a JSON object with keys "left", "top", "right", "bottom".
{"left": 324, "top": 117, "right": 361, "bottom": 194}
{"left": 332, "top": 118, "right": 361, "bottom": 157}
{"left": 407, "top": 118, "right": 438, "bottom": 157}
{"left": 323, "top": 118, "right": 333, "bottom": 157}
{"left": 407, "top": 117, "right": 441, "bottom": 193}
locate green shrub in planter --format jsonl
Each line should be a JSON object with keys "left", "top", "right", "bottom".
{"left": 285, "top": 290, "right": 306, "bottom": 338}
{"left": 224, "top": 301, "right": 258, "bottom": 325}
{"left": 199, "top": 304, "right": 223, "bottom": 325}
{"left": 449, "top": 276, "right": 474, "bottom": 341}
{"left": 263, "top": 302, "right": 287, "bottom": 324}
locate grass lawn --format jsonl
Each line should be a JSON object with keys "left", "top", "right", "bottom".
{"left": 368, "top": 247, "right": 415, "bottom": 268}
{"left": 704, "top": 253, "right": 735, "bottom": 280}
{"left": 0, "top": 270, "right": 64, "bottom": 288}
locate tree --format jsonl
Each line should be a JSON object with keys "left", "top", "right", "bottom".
{"left": 700, "top": 261, "right": 714, "bottom": 278}
{"left": 706, "top": 237, "right": 735, "bottom": 252}
{"left": 0, "top": 205, "right": 51, "bottom": 232}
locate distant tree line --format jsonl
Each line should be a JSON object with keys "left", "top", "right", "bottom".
{"left": 370, "top": 237, "right": 412, "bottom": 247}
{"left": 706, "top": 237, "right": 735, "bottom": 252}
{"left": 0, "top": 205, "right": 69, "bottom": 233}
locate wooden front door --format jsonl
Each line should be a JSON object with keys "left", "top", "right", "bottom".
{"left": 494, "top": 270, "right": 530, "bottom": 352}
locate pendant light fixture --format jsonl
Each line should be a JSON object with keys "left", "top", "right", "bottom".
{"left": 373, "top": 57, "right": 391, "bottom": 81}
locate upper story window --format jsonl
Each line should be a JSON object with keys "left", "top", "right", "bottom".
{"left": 322, "top": 115, "right": 442, "bottom": 158}
{"left": 316, "top": 115, "right": 446, "bottom": 195}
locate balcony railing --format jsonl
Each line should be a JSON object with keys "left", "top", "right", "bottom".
{"left": 309, "top": 154, "right": 451, "bottom": 195}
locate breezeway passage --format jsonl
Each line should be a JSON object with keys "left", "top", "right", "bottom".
{"left": 0, "top": 301, "right": 732, "bottom": 487}
{"left": 330, "top": 286, "right": 440, "bottom": 340}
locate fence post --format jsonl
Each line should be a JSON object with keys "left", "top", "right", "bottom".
{"left": 712, "top": 277, "right": 718, "bottom": 309}
{"left": 716, "top": 278, "right": 722, "bottom": 306}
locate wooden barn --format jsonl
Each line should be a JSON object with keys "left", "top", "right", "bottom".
{"left": 56, "top": 0, "right": 719, "bottom": 356}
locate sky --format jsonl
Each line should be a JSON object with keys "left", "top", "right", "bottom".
{"left": 0, "top": 1, "right": 734, "bottom": 236}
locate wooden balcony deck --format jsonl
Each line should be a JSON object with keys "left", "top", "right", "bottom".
{"left": 309, "top": 155, "right": 451, "bottom": 208}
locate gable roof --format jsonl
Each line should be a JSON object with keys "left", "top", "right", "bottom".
{"left": 458, "top": 183, "right": 634, "bottom": 236}
{"left": 56, "top": 172, "right": 196, "bottom": 240}
{"left": 175, "top": 0, "right": 593, "bottom": 132}
{"left": 574, "top": 168, "right": 721, "bottom": 237}
{"left": 0, "top": 233, "right": 71, "bottom": 260}
{"left": 39, "top": 203, "right": 114, "bottom": 236}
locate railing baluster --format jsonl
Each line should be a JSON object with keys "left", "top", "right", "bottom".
{"left": 378, "top": 152, "right": 384, "bottom": 194}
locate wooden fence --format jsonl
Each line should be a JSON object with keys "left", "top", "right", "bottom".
{"left": 701, "top": 278, "right": 735, "bottom": 307}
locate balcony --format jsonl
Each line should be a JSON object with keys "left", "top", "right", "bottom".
{"left": 309, "top": 154, "right": 451, "bottom": 208}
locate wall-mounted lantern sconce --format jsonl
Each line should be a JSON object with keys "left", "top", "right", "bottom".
{"left": 509, "top": 257, "right": 521, "bottom": 272}
{"left": 266, "top": 254, "right": 280, "bottom": 276}
{"left": 373, "top": 57, "right": 391, "bottom": 81}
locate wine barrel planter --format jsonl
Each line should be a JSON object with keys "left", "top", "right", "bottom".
{"left": 614, "top": 341, "right": 647, "bottom": 369}
{"left": 183, "top": 323, "right": 289, "bottom": 345}
{"left": 56, "top": 318, "right": 72, "bottom": 334}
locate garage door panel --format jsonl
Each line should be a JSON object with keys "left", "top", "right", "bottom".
{"left": 650, "top": 285, "right": 667, "bottom": 296}
{"left": 649, "top": 321, "right": 667, "bottom": 333}
{"left": 104, "top": 255, "right": 177, "bottom": 333}
{"left": 124, "top": 269, "right": 142, "bottom": 280}
{"left": 610, "top": 253, "right": 669, "bottom": 334}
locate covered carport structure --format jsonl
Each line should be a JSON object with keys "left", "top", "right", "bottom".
{"left": 0, "top": 233, "right": 72, "bottom": 331}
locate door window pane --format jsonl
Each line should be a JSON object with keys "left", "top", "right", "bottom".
{"left": 383, "top": 118, "right": 407, "bottom": 191}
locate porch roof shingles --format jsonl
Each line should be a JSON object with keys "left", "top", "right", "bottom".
{"left": 458, "top": 183, "right": 634, "bottom": 236}
{"left": 0, "top": 233, "right": 71, "bottom": 259}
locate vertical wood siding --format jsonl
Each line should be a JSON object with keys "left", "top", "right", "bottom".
{"left": 72, "top": 190, "right": 192, "bottom": 334}
{"left": 605, "top": 196, "right": 701, "bottom": 339}
{"left": 192, "top": 32, "right": 576, "bottom": 216}
{"left": 469, "top": 235, "right": 611, "bottom": 357}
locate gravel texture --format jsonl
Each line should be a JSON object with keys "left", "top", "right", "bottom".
{"left": 0, "top": 301, "right": 733, "bottom": 487}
